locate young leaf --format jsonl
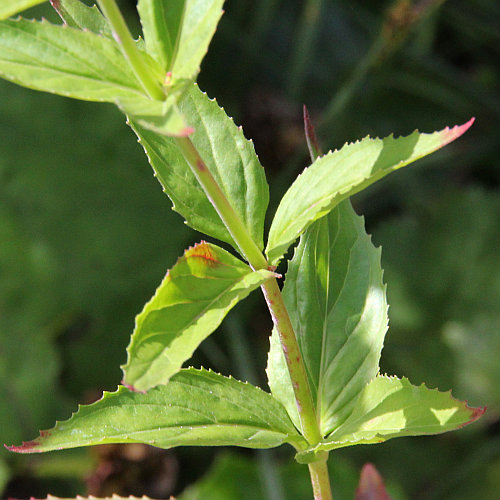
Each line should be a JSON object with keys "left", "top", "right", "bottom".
{"left": 299, "top": 375, "right": 485, "bottom": 455}
{"left": 122, "top": 242, "right": 275, "bottom": 392}
{"left": 51, "top": 0, "right": 112, "bottom": 37}
{"left": 266, "top": 119, "right": 474, "bottom": 265}
{"left": 7, "top": 368, "right": 306, "bottom": 453}
{"left": 267, "top": 200, "right": 387, "bottom": 435}
{"left": 0, "top": 18, "right": 144, "bottom": 101}
{"left": 355, "top": 463, "right": 393, "bottom": 500}
{"left": 0, "top": 0, "right": 46, "bottom": 20}
{"left": 138, "top": 0, "right": 224, "bottom": 82}
{"left": 131, "top": 83, "right": 269, "bottom": 251}
{"left": 137, "top": 0, "right": 185, "bottom": 72}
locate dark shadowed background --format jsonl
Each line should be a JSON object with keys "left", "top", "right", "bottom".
{"left": 1, "top": 0, "right": 499, "bottom": 498}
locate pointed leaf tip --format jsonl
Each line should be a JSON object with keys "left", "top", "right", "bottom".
{"left": 356, "top": 463, "right": 393, "bottom": 500}
{"left": 440, "top": 117, "right": 475, "bottom": 146}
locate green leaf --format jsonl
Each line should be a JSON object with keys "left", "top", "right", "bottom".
{"left": 138, "top": 0, "right": 224, "bottom": 82}
{"left": 7, "top": 368, "right": 306, "bottom": 453}
{"left": 122, "top": 242, "right": 275, "bottom": 392}
{"left": 138, "top": 0, "right": 185, "bottom": 72}
{"left": 51, "top": 0, "right": 112, "bottom": 37}
{"left": 131, "top": 83, "right": 269, "bottom": 250}
{"left": 298, "top": 375, "right": 485, "bottom": 455}
{"left": 0, "top": 18, "right": 144, "bottom": 101}
{"left": 118, "top": 92, "right": 192, "bottom": 137}
{"left": 21, "top": 497, "right": 156, "bottom": 500}
{"left": 0, "top": 0, "right": 46, "bottom": 20}
{"left": 267, "top": 201, "right": 388, "bottom": 436}
{"left": 266, "top": 119, "right": 475, "bottom": 265}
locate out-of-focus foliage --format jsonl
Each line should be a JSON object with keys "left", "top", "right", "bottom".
{"left": 1, "top": 0, "right": 499, "bottom": 498}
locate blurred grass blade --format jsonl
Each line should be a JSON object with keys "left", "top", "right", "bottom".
{"left": 122, "top": 242, "right": 275, "bottom": 392}
{"left": 266, "top": 119, "right": 474, "bottom": 265}
{"left": 131, "top": 83, "right": 269, "bottom": 251}
{"left": 0, "top": 18, "right": 145, "bottom": 101}
{"left": 0, "top": 0, "right": 46, "bottom": 20}
{"left": 267, "top": 200, "right": 387, "bottom": 435}
{"left": 7, "top": 368, "right": 306, "bottom": 453}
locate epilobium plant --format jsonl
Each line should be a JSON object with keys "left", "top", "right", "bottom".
{"left": 1, "top": 1, "right": 485, "bottom": 498}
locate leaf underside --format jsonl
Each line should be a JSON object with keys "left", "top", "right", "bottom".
{"left": 0, "top": 17, "right": 144, "bottom": 102}
{"left": 7, "top": 368, "right": 306, "bottom": 454}
{"left": 306, "top": 375, "right": 485, "bottom": 454}
{"left": 131, "top": 84, "right": 269, "bottom": 251}
{"left": 122, "top": 242, "right": 275, "bottom": 392}
{"left": 267, "top": 200, "right": 388, "bottom": 436}
{"left": 266, "top": 119, "right": 474, "bottom": 265}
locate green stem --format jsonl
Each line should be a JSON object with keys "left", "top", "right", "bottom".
{"left": 175, "top": 135, "right": 321, "bottom": 446}
{"left": 96, "top": 0, "right": 164, "bottom": 100}
{"left": 261, "top": 278, "right": 322, "bottom": 446}
{"left": 174, "top": 136, "right": 268, "bottom": 270}
{"left": 308, "top": 458, "right": 333, "bottom": 500}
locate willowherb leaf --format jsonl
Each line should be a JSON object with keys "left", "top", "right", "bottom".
{"left": 50, "top": 0, "right": 113, "bottom": 37}
{"left": 131, "top": 83, "right": 269, "bottom": 251}
{"left": 122, "top": 242, "right": 275, "bottom": 392}
{"left": 0, "top": 18, "right": 144, "bottom": 101}
{"left": 296, "top": 375, "right": 485, "bottom": 458}
{"left": 6, "top": 368, "right": 306, "bottom": 453}
{"left": 0, "top": 0, "right": 46, "bottom": 20}
{"left": 15, "top": 496, "right": 160, "bottom": 500}
{"left": 266, "top": 119, "right": 474, "bottom": 265}
{"left": 355, "top": 463, "right": 393, "bottom": 500}
{"left": 267, "top": 201, "right": 387, "bottom": 435}
{"left": 118, "top": 93, "right": 192, "bottom": 137}
{"left": 138, "top": 0, "right": 224, "bottom": 84}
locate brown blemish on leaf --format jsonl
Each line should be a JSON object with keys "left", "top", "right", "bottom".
{"left": 458, "top": 404, "right": 486, "bottom": 428}
{"left": 196, "top": 159, "right": 207, "bottom": 172}
{"left": 186, "top": 241, "right": 220, "bottom": 267}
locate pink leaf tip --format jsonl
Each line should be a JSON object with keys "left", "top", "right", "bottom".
{"left": 440, "top": 117, "right": 475, "bottom": 147}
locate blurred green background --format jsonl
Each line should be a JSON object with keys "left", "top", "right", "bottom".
{"left": 1, "top": 0, "right": 499, "bottom": 498}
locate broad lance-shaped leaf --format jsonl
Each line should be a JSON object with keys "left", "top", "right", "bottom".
{"left": 122, "top": 242, "right": 275, "bottom": 392}
{"left": 131, "top": 83, "right": 269, "bottom": 251}
{"left": 296, "top": 375, "right": 485, "bottom": 457}
{"left": 266, "top": 119, "right": 475, "bottom": 265}
{"left": 138, "top": 0, "right": 224, "bottom": 82}
{"left": 0, "top": 18, "right": 145, "bottom": 102}
{"left": 267, "top": 200, "right": 388, "bottom": 436}
{"left": 0, "top": 0, "right": 46, "bottom": 20}
{"left": 6, "top": 368, "right": 307, "bottom": 453}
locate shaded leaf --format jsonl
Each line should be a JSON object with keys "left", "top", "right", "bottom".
{"left": 0, "top": 0, "right": 46, "bottom": 20}
{"left": 131, "top": 83, "right": 269, "bottom": 250}
{"left": 118, "top": 93, "right": 192, "bottom": 137}
{"left": 299, "top": 375, "right": 485, "bottom": 455}
{"left": 267, "top": 201, "right": 387, "bottom": 436}
{"left": 122, "top": 242, "right": 275, "bottom": 392}
{"left": 7, "top": 368, "right": 306, "bottom": 453}
{"left": 51, "top": 0, "right": 112, "bottom": 37}
{"left": 266, "top": 119, "right": 474, "bottom": 265}
{"left": 0, "top": 18, "right": 144, "bottom": 101}
{"left": 137, "top": 0, "right": 185, "bottom": 73}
